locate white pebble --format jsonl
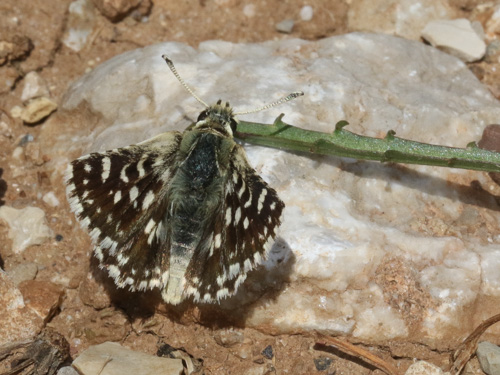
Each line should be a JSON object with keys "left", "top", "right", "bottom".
{"left": 0, "top": 206, "right": 54, "bottom": 253}
{"left": 300, "top": 5, "right": 313, "bottom": 21}
{"left": 43, "top": 192, "right": 61, "bottom": 207}
{"left": 243, "top": 4, "right": 255, "bottom": 18}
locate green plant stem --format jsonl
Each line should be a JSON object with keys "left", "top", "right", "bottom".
{"left": 235, "top": 115, "right": 500, "bottom": 173}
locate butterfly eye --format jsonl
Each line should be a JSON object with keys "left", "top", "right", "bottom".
{"left": 197, "top": 110, "right": 209, "bottom": 122}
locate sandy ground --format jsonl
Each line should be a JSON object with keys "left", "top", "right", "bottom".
{"left": 1, "top": 0, "right": 500, "bottom": 374}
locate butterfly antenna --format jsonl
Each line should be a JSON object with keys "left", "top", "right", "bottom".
{"left": 162, "top": 55, "right": 209, "bottom": 108}
{"left": 234, "top": 91, "right": 304, "bottom": 115}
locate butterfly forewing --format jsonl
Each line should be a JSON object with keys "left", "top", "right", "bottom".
{"left": 66, "top": 132, "right": 182, "bottom": 291}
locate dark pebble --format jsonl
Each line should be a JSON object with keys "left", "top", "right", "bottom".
{"left": 261, "top": 345, "right": 273, "bottom": 359}
{"left": 314, "top": 357, "right": 333, "bottom": 371}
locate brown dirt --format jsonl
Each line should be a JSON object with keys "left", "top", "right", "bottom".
{"left": 1, "top": 0, "right": 499, "bottom": 374}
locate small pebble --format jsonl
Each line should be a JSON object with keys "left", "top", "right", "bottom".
{"left": 7, "top": 262, "right": 38, "bottom": 285}
{"left": 43, "top": 192, "right": 61, "bottom": 207}
{"left": 21, "top": 72, "right": 50, "bottom": 104}
{"left": 404, "top": 360, "right": 445, "bottom": 374}
{"left": 73, "top": 342, "right": 184, "bottom": 375}
{"left": 18, "top": 133, "right": 34, "bottom": 146}
{"left": 300, "top": 5, "right": 313, "bottom": 21}
{"left": 20, "top": 97, "right": 58, "bottom": 124}
{"left": 92, "top": 0, "right": 142, "bottom": 22}
{"left": 243, "top": 4, "right": 255, "bottom": 17}
{"left": 421, "top": 18, "right": 486, "bottom": 62}
{"left": 314, "top": 357, "right": 333, "bottom": 371}
{"left": 276, "top": 19, "right": 294, "bottom": 34}
{"left": 214, "top": 329, "right": 244, "bottom": 347}
{"left": 261, "top": 345, "right": 273, "bottom": 359}
{"left": 485, "top": 40, "right": 500, "bottom": 63}
{"left": 477, "top": 341, "right": 500, "bottom": 375}
{"left": 0, "top": 206, "right": 54, "bottom": 253}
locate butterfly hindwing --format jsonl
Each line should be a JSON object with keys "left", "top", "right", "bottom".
{"left": 185, "top": 142, "right": 285, "bottom": 303}
{"left": 66, "top": 131, "right": 183, "bottom": 291}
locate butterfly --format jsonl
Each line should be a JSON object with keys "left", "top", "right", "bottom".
{"left": 65, "top": 55, "right": 302, "bottom": 304}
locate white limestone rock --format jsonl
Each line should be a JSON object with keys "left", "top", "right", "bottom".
{"left": 21, "top": 71, "right": 50, "bottom": 104}
{"left": 62, "top": 0, "right": 96, "bottom": 52}
{"left": 46, "top": 33, "right": 500, "bottom": 346}
{"left": 348, "top": 0, "right": 455, "bottom": 40}
{"left": 0, "top": 206, "right": 54, "bottom": 253}
{"left": 405, "top": 361, "right": 448, "bottom": 375}
{"left": 7, "top": 262, "right": 39, "bottom": 286}
{"left": 422, "top": 18, "right": 487, "bottom": 62}
{"left": 72, "top": 342, "right": 183, "bottom": 375}
{"left": 57, "top": 366, "right": 80, "bottom": 375}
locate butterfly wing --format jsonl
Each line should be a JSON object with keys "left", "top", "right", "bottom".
{"left": 65, "top": 131, "right": 183, "bottom": 291}
{"left": 183, "top": 142, "right": 285, "bottom": 303}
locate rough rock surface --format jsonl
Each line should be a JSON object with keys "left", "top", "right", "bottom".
{"left": 0, "top": 206, "right": 54, "bottom": 253}
{"left": 43, "top": 33, "right": 500, "bottom": 346}
{"left": 72, "top": 341, "right": 184, "bottom": 375}
{"left": 347, "top": 0, "right": 455, "bottom": 40}
{"left": 404, "top": 360, "right": 448, "bottom": 375}
{"left": 0, "top": 270, "right": 42, "bottom": 346}
{"left": 477, "top": 341, "right": 500, "bottom": 375}
{"left": 422, "top": 18, "right": 486, "bottom": 62}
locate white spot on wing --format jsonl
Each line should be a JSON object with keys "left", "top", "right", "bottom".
{"left": 257, "top": 188, "right": 268, "bottom": 211}
{"left": 244, "top": 192, "right": 252, "bottom": 208}
{"left": 114, "top": 190, "right": 122, "bottom": 203}
{"left": 137, "top": 156, "right": 147, "bottom": 177}
{"left": 229, "top": 263, "right": 240, "bottom": 279}
{"left": 102, "top": 157, "right": 111, "bottom": 181}
{"left": 90, "top": 227, "right": 101, "bottom": 241}
{"left": 145, "top": 218, "right": 156, "bottom": 234}
{"left": 238, "top": 182, "right": 246, "bottom": 198}
{"left": 142, "top": 190, "right": 155, "bottom": 211}
{"left": 214, "top": 233, "right": 222, "bottom": 249}
{"left": 216, "top": 288, "right": 229, "bottom": 300}
{"left": 225, "top": 207, "right": 232, "bottom": 226}
{"left": 149, "top": 278, "right": 161, "bottom": 288}
{"left": 217, "top": 273, "right": 226, "bottom": 287}
{"left": 130, "top": 186, "right": 139, "bottom": 201}
{"left": 120, "top": 166, "right": 129, "bottom": 183}
{"left": 234, "top": 207, "right": 241, "bottom": 224}
{"left": 117, "top": 253, "right": 129, "bottom": 266}
{"left": 107, "top": 265, "right": 120, "bottom": 280}
{"left": 244, "top": 259, "right": 252, "bottom": 272}
{"left": 94, "top": 246, "right": 104, "bottom": 261}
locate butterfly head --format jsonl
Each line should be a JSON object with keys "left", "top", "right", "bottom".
{"left": 195, "top": 99, "right": 238, "bottom": 137}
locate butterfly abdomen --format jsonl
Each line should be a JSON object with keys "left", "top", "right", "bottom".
{"left": 163, "top": 130, "right": 230, "bottom": 303}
